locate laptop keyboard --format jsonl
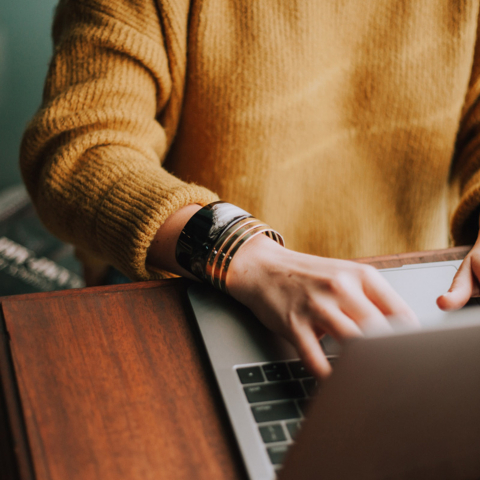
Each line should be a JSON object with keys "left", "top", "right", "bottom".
{"left": 236, "top": 358, "right": 336, "bottom": 469}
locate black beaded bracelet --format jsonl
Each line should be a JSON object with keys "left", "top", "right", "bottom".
{"left": 175, "top": 201, "right": 284, "bottom": 291}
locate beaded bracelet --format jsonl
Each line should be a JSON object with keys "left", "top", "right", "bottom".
{"left": 175, "top": 201, "right": 284, "bottom": 293}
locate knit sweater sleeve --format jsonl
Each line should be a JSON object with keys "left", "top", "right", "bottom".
{"left": 451, "top": 11, "right": 480, "bottom": 246}
{"left": 19, "top": 0, "right": 218, "bottom": 281}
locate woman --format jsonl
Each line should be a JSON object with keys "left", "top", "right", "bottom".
{"left": 20, "top": 0, "right": 480, "bottom": 377}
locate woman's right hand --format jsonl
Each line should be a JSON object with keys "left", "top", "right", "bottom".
{"left": 226, "top": 234, "right": 420, "bottom": 379}
{"left": 147, "top": 204, "right": 420, "bottom": 380}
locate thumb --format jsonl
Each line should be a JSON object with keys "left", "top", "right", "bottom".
{"left": 437, "top": 256, "right": 473, "bottom": 311}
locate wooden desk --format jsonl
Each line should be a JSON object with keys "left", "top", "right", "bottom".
{"left": 0, "top": 246, "right": 470, "bottom": 480}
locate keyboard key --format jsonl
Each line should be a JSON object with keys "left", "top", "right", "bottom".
{"left": 262, "top": 362, "right": 290, "bottom": 381}
{"left": 244, "top": 381, "right": 305, "bottom": 403}
{"left": 288, "top": 360, "right": 311, "bottom": 379}
{"left": 302, "top": 378, "right": 318, "bottom": 396}
{"left": 252, "top": 401, "right": 300, "bottom": 423}
{"left": 286, "top": 420, "right": 302, "bottom": 440}
{"left": 267, "top": 445, "right": 289, "bottom": 465}
{"left": 259, "top": 424, "right": 287, "bottom": 443}
{"left": 237, "top": 366, "right": 264, "bottom": 384}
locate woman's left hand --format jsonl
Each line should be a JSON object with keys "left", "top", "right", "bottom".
{"left": 437, "top": 233, "right": 480, "bottom": 310}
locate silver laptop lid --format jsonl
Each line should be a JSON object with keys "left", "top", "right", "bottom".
{"left": 280, "top": 309, "right": 480, "bottom": 480}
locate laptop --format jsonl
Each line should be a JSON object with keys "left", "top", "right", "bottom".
{"left": 187, "top": 260, "right": 480, "bottom": 479}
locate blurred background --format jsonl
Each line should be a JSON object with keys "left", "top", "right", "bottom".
{"left": 0, "top": 1, "right": 84, "bottom": 296}
{"left": 1, "top": 0, "right": 57, "bottom": 189}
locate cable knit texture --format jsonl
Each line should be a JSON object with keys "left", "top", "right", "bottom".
{"left": 20, "top": 0, "right": 480, "bottom": 280}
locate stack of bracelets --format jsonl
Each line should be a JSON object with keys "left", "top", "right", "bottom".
{"left": 176, "top": 201, "right": 285, "bottom": 294}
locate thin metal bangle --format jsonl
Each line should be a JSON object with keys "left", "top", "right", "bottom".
{"left": 207, "top": 219, "right": 267, "bottom": 286}
{"left": 174, "top": 200, "right": 284, "bottom": 291}
{"left": 219, "top": 227, "right": 285, "bottom": 293}
{"left": 205, "top": 218, "right": 261, "bottom": 282}
{"left": 213, "top": 223, "right": 269, "bottom": 290}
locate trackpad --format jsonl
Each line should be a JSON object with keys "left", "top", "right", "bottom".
{"left": 380, "top": 265, "right": 458, "bottom": 326}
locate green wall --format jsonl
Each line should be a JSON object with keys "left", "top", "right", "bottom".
{"left": 0, "top": 0, "right": 58, "bottom": 189}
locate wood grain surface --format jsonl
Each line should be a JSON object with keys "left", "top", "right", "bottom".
{"left": 0, "top": 247, "right": 471, "bottom": 480}
{"left": 1, "top": 279, "right": 247, "bottom": 480}
{"left": 354, "top": 245, "right": 471, "bottom": 268}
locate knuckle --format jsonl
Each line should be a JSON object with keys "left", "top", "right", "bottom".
{"left": 328, "top": 273, "right": 352, "bottom": 294}
{"left": 358, "top": 264, "right": 379, "bottom": 282}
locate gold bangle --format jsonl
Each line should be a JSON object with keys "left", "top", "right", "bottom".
{"left": 213, "top": 223, "right": 269, "bottom": 290}
{"left": 218, "top": 225, "right": 278, "bottom": 293}
{"left": 207, "top": 221, "right": 284, "bottom": 293}
{"left": 205, "top": 218, "right": 261, "bottom": 282}
{"left": 188, "top": 203, "right": 285, "bottom": 293}
{"left": 207, "top": 219, "right": 267, "bottom": 287}
{"left": 175, "top": 200, "right": 284, "bottom": 287}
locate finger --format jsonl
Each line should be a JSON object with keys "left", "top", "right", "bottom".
{"left": 340, "top": 292, "right": 393, "bottom": 335}
{"left": 326, "top": 272, "right": 393, "bottom": 334}
{"left": 309, "top": 301, "right": 364, "bottom": 340}
{"left": 291, "top": 326, "right": 332, "bottom": 380}
{"left": 437, "top": 256, "right": 473, "bottom": 311}
{"left": 361, "top": 269, "right": 420, "bottom": 327}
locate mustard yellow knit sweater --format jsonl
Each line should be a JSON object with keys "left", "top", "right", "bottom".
{"left": 20, "top": 0, "right": 480, "bottom": 280}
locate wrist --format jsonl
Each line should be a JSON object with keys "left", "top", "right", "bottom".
{"left": 172, "top": 201, "right": 284, "bottom": 291}
{"left": 146, "top": 204, "right": 202, "bottom": 279}
{"left": 226, "top": 233, "right": 288, "bottom": 302}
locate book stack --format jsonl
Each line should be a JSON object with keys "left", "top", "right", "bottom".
{"left": 0, "top": 185, "right": 85, "bottom": 296}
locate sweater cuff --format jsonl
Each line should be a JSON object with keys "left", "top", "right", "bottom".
{"left": 451, "top": 169, "right": 480, "bottom": 246}
{"left": 95, "top": 164, "right": 218, "bottom": 281}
